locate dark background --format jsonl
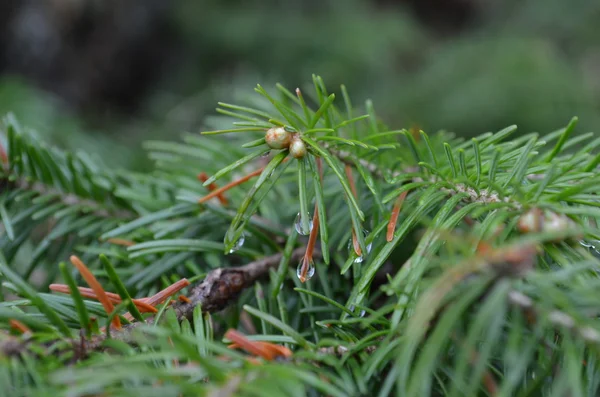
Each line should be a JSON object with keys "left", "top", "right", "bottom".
{"left": 1, "top": 0, "right": 598, "bottom": 169}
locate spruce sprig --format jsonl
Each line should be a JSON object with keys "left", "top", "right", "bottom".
{"left": 0, "top": 76, "right": 599, "bottom": 396}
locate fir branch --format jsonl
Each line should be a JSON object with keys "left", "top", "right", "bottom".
{"left": 438, "top": 179, "right": 522, "bottom": 209}
{"left": 1, "top": 78, "right": 600, "bottom": 395}
{"left": 318, "top": 344, "right": 378, "bottom": 356}
{"left": 410, "top": 175, "right": 523, "bottom": 209}
{"left": 326, "top": 145, "right": 523, "bottom": 209}
{"left": 508, "top": 290, "right": 600, "bottom": 346}
{"left": 323, "top": 144, "right": 410, "bottom": 179}
{"left": 0, "top": 247, "right": 315, "bottom": 356}
{"left": 168, "top": 247, "right": 309, "bottom": 319}
{"left": 8, "top": 177, "right": 134, "bottom": 219}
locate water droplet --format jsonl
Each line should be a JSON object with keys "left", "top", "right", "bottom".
{"left": 347, "top": 230, "right": 373, "bottom": 263}
{"left": 228, "top": 232, "right": 245, "bottom": 254}
{"left": 296, "top": 257, "right": 315, "bottom": 282}
{"left": 354, "top": 243, "right": 372, "bottom": 263}
{"left": 349, "top": 305, "right": 366, "bottom": 317}
{"left": 580, "top": 240, "right": 594, "bottom": 248}
{"left": 294, "top": 212, "right": 314, "bottom": 235}
{"left": 579, "top": 239, "right": 600, "bottom": 259}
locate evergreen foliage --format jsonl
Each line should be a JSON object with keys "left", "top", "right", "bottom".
{"left": 1, "top": 76, "right": 600, "bottom": 396}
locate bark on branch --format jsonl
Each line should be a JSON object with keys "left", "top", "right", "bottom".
{"left": 86, "top": 247, "right": 310, "bottom": 351}
{"left": 1, "top": 248, "right": 311, "bottom": 357}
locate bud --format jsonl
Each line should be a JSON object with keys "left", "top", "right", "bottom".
{"left": 265, "top": 127, "right": 292, "bottom": 149}
{"left": 517, "top": 208, "right": 542, "bottom": 233}
{"left": 290, "top": 136, "right": 307, "bottom": 159}
{"left": 544, "top": 212, "right": 574, "bottom": 234}
{"left": 517, "top": 208, "right": 576, "bottom": 242}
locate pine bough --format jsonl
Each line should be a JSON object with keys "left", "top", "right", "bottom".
{"left": 0, "top": 76, "right": 600, "bottom": 396}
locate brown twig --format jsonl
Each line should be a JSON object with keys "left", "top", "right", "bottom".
{"left": 1, "top": 249, "right": 311, "bottom": 358}
{"left": 80, "top": 247, "right": 312, "bottom": 351}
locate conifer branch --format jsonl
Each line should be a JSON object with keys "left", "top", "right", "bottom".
{"left": 327, "top": 145, "right": 522, "bottom": 209}
{"left": 1, "top": 248, "right": 313, "bottom": 357}
{"left": 324, "top": 144, "right": 419, "bottom": 179}
{"left": 55, "top": 248, "right": 310, "bottom": 355}
{"left": 2, "top": 171, "right": 134, "bottom": 219}
{"left": 508, "top": 290, "right": 600, "bottom": 346}
{"left": 1, "top": 78, "right": 599, "bottom": 395}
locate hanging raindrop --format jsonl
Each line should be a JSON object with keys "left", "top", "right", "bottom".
{"left": 228, "top": 232, "right": 246, "bottom": 254}
{"left": 354, "top": 243, "right": 372, "bottom": 264}
{"left": 296, "top": 257, "right": 315, "bottom": 282}
{"left": 294, "top": 212, "right": 314, "bottom": 235}
{"left": 347, "top": 230, "right": 373, "bottom": 263}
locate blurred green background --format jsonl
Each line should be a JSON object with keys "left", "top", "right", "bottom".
{"left": 1, "top": 0, "right": 599, "bottom": 169}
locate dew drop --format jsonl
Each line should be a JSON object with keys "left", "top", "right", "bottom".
{"left": 296, "top": 257, "right": 315, "bottom": 282}
{"left": 294, "top": 212, "right": 314, "bottom": 235}
{"left": 579, "top": 239, "right": 600, "bottom": 259}
{"left": 354, "top": 243, "right": 372, "bottom": 264}
{"left": 349, "top": 305, "right": 366, "bottom": 317}
{"left": 228, "top": 232, "right": 245, "bottom": 254}
{"left": 580, "top": 240, "right": 592, "bottom": 248}
{"left": 347, "top": 230, "right": 373, "bottom": 263}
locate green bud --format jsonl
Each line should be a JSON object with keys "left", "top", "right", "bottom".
{"left": 265, "top": 127, "right": 292, "bottom": 149}
{"left": 290, "top": 137, "right": 307, "bottom": 159}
